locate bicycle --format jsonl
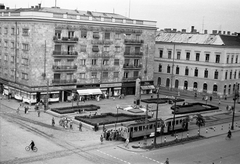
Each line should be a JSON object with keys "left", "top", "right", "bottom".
{"left": 25, "top": 145, "right": 38, "bottom": 152}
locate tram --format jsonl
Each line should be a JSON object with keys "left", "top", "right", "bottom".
{"left": 119, "top": 115, "right": 189, "bottom": 141}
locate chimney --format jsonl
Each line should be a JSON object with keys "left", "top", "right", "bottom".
{"left": 227, "top": 31, "right": 231, "bottom": 35}
{"left": 191, "top": 26, "right": 194, "bottom": 33}
{"left": 38, "top": 3, "right": 41, "bottom": 8}
{"left": 223, "top": 31, "right": 226, "bottom": 35}
{"left": 193, "top": 29, "right": 197, "bottom": 33}
{"left": 172, "top": 29, "right": 177, "bottom": 32}
{"left": 182, "top": 29, "right": 186, "bottom": 33}
{"left": 35, "top": 5, "right": 38, "bottom": 9}
{"left": 164, "top": 28, "right": 171, "bottom": 32}
{"left": 218, "top": 31, "right": 222, "bottom": 34}
{"left": 0, "top": 3, "right": 5, "bottom": 9}
{"left": 31, "top": 6, "right": 34, "bottom": 8}
{"left": 212, "top": 30, "right": 217, "bottom": 34}
{"left": 204, "top": 30, "right": 208, "bottom": 34}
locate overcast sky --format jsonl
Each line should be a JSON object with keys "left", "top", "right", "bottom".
{"left": 2, "top": 0, "right": 240, "bottom": 33}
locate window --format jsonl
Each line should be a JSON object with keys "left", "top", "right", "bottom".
{"left": 92, "top": 59, "right": 97, "bottom": 65}
{"left": 93, "top": 32, "right": 100, "bottom": 39}
{"left": 80, "top": 45, "right": 86, "bottom": 52}
{"left": 227, "top": 55, "right": 229, "bottom": 63}
{"left": 176, "top": 66, "right": 179, "bottom": 74}
{"left": 114, "top": 59, "right": 119, "bottom": 66}
{"left": 81, "top": 30, "right": 87, "bottom": 38}
{"left": 11, "top": 56, "right": 14, "bottom": 63}
{"left": 194, "top": 68, "right": 198, "bottom": 77}
{"left": 133, "top": 59, "right": 139, "bottom": 66}
{"left": 126, "top": 33, "right": 131, "bottom": 39}
{"left": 124, "top": 59, "right": 130, "bottom": 66}
{"left": 214, "top": 70, "right": 218, "bottom": 79}
{"left": 113, "top": 72, "right": 119, "bottom": 78}
{"left": 11, "top": 27, "right": 15, "bottom": 35}
{"left": 185, "top": 67, "right": 189, "bottom": 76}
{"left": 103, "top": 59, "right": 109, "bottom": 65}
{"left": 68, "top": 31, "right": 74, "bottom": 38}
{"left": 4, "top": 41, "right": 8, "bottom": 47}
{"left": 11, "top": 42, "right": 14, "bottom": 49}
{"left": 135, "top": 47, "right": 140, "bottom": 54}
{"left": 102, "top": 72, "right": 108, "bottom": 78}
{"left": 177, "top": 51, "right": 181, "bottom": 60}
{"left": 54, "top": 59, "right": 61, "bottom": 65}
{"left": 0, "top": 27, "right": 1, "bottom": 34}
{"left": 4, "top": 54, "right": 7, "bottom": 61}
{"left": 105, "top": 32, "right": 110, "bottom": 40}
{"left": 186, "top": 52, "right": 190, "bottom": 60}
{"left": 133, "top": 71, "right": 139, "bottom": 77}
{"left": 231, "top": 55, "right": 234, "bottom": 63}
{"left": 79, "top": 73, "right": 86, "bottom": 79}
{"left": 80, "top": 59, "right": 86, "bottom": 66}
{"left": 92, "top": 45, "right": 99, "bottom": 52}
{"left": 54, "top": 73, "right": 61, "bottom": 79}
{"left": 225, "top": 71, "right": 228, "bottom": 80}
{"left": 22, "top": 58, "right": 28, "bottom": 66}
{"left": 136, "top": 34, "right": 140, "bottom": 40}
{"left": 213, "top": 85, "right": 218, "bottom": 92}
{"left": 124, "top": 72, "right": 129, "bottom": 78}
{"left": 4, "top": 27, "right": 8, "bottom": 35}
{"left": 22, "top": 73, "right": 28, "bottom": 80}
{"left": 67, "top": 45, "right": 74, "bottom": 54}
{"left": 55, "top": 30, "right": 61, "bottom": 39}
{"left": 115, "top": 33, "right": 120, "bottom": 39}
{"left": 125, "top": 46, "right": 130, "bottom": 55}
{"left": 204, "top": 69, "right": 208, "bottom": 78}
{"left": 205, "top": 54, "right": 209, "bottom": 62}
{"left": 234, "top": 71, "right": 237, "bottom": 79}
{"left": 230, "top": 71, "right": 232, "bottom": 79}
{"left": 236, "top": 55, "right": 239, "bottom": 63}
{"left": 167, "top": 65, "right": 171, "bottom": 73}
{"left": 159, "top": 49, "right": 163, "bottom": 58}
{"left": 91, "top": 72, "right": 97, "bottom": 78}
{"left": 103, "top": 46, "right": 110, "bottom": 52}
{"left": 22, "top": 43, "right": 29, "bottom": 51}
{"left": 22, "top": 28, "right": 29, "bottom": 36}
{"left": 196, "top": 53, "right": 200, "bottom": 61}
{"left": 158, "top": 64, "right": 162, "bottom": 72}
{"left": 215, "top": 55, "right": 220, "bottom": 63}
{"left": 168, "top": 51, "right": 172, "bottom": 59}
{"left": 115, "top": 46, "right": 120, "bottom": 52}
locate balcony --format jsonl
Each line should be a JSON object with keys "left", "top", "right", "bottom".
{"left": 52, "top": 79, "right": 77, "bottom": 85}
{"left": 123, "top": 64, "right": 142, "bottom": 70}
{"left": 124, "top": 52, "right": 143, "bottom": 58}
{"left": 122, "top": 76, "right": 138, "bottom": 81}
{"left": 124, "top": 39, "right": 144, "bottom": 45}
{"left": 52, "top": 65, "right": 77, "bottom": 72}
{"left": 53, "top": 36, "right": 79, "bottom": 43}
{"left": 86, "top": 66, "right": 116, "bottom": 71}
{"left": 88, "top": 52, "right": 115, "bottom": 58}
{"left": 91, "top": 40, "right": 113, "bottom": 45}
{"left": 52, "top": 51, "right": 78, "bottom": 58}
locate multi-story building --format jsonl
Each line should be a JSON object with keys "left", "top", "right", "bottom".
{"left": 154, "top": 28, "right": 240, "bottom": 97}
{"left": 0, "top": 4, "right": 157, "bottom": 103}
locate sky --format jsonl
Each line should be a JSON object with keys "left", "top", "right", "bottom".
{"left": 2, "top": 0, "right": 240, "bottom": 33}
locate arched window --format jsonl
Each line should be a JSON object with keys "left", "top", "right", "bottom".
{"left": 167, "top": 65, "right": 171, "bottom": 73}
{"left": 213, "top": 84, "right": 218, "bottom": 92}
{"left": 166, "top": 78, "right": 170, "bottom": 87}
{"left": 175, "top": 79, "right": 179, "bottom": 89}
{"left": 203, "top": 83, "right": 208, "bottom": 91}
{"left": 184, "top": 81, "right": 188, "bottom": 90}
{"left": 193, "top": 82, "right": 198, "bottom": 90}
{"left": 185, "top": 67, "right": 189, "bottom": 76}
{"left": 214, "top": 70, "right": 219, "bottom": 79}
{"left": 194, "top": 68, "right": 198, "bottom": 77}
{"left": 157, "top": 77, "right": 161, "bottom": 86}
{"left": 228, "top": 84, "right": 231, "bottom": 94}
{"left": 158, "top": 64, "right": 162, "bottom": 72}
{"left": 204, "top": 69, "right": 208, "bottom": 78}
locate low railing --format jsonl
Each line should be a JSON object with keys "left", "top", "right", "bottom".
{"left": 124, "top": 39, "right": 144, "bottom": 44}
{"left": 52, "top": 79, "right": 77, "bottom": 84}
{"left": 122, "top": 77, "right": 138, "bottom": 81}
{"left": 124, "top": 52, "right": 143, "bottom": 58}
{"left": 52, "top": 65, "right": 77, "bottom": 71}
{"left": 52, "top": 51, "right": 78, "bottom": 57}
{"left": 53, "top": 36, "right": 79, "bottom": 43}
{"left": 123, "top": 64, "right": 142, "bottom": 69}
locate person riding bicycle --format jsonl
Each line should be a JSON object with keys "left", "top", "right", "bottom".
{"left": 30, "top": 140, "right": 35, "bottom": 150}
{"left": 227, "top": 130, "right": 232, "bottom": 139}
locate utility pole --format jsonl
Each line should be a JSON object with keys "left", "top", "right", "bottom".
{"left": 154, "top": 85, "right": 160, "bottom": 147}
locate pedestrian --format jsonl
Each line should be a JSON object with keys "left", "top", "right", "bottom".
{"left": 165, "top": 158, "right": 169, "bottom": 164}
{"left": 210, "top": 96, "right": 212, "bottom": 101}
{"left": 70, "top": 120, "right": 73, "bottom": 129}
{"left": 79, "top": 122, "right": 82, "bottom": 131}
{"left": 100, "top": 134, "right": 103, "bottom": 144}
{"left": 24, "top": 106, "right": 27, "bottom": 114}
{"left": 17, "top": 106, "right": 20, "bottom": 114}
{"left": 37, "top": 110, "right": 40, "bottom": 117}
{"left": 218, "top": 99, "right": 221, "bottom": 105}
{"left": 52, "top": 117, "right": 55, "bottom": 126}
{"left": 125, "top": 138, "right": 129, "bottom": 148}
{"left": 151, "top": 95, "right": 153, "bottom": 99}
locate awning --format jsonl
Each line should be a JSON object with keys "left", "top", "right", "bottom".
{"left": 77, "top": 88, "right": 102, "bottom": 95}
{"left": 141, "top": 85, "right": 155, "bottom": 90}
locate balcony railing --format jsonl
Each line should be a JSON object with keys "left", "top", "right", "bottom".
{"left": 53, "top": 36, "right": 79, "bottom": 43}
{"left": 124, "top": 52, "right": 143, "bottom": 58}
{"left": 91, "top": 40, "right": 114, "bottom": 45}
{"left": 122, "top": 76, "right": 138, "bottom": 81}
{"left": 52, "top": 51, "right": 78, "bottom": 58}
{"left": 123, "top": 64, "right": 142, "bottom": 69}
{"left": 52, "top": 79, "right": 77, "bottom": 84}
{"left": 86, "top": 66, "right": 116, "bottom": 71}
{"left": 124, "top": 39, "right": 144, "bottom": 44}
{"left": 52, "top": 65, "right": 77, "bottom": 72}
{"left": 88, "top": 53, "right": 115, "bottom": 58}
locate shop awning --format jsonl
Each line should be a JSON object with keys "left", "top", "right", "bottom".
{"left": 141, "top": 85, "right": 155, "bottom": 90}
{"left": 77, "top": 88, "right": 102, "bottom": 95}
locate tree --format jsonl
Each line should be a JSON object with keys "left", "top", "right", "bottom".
{"left": 195, "top": 114, "right": 205, "bottom": 136}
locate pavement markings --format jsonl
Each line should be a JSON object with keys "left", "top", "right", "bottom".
{"left": 97, "top": 150, "right": 131, "bottom": 164}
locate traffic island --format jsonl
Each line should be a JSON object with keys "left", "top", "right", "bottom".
{"left": 136, "top": 135, "right": 205, "bottom": 150}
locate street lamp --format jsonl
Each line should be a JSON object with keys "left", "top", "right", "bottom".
{"left": 231, "top": 82, "right": 239, "bottom": 130}
{"left": 115, "top": 105, "right": 119, "bottom": 130}
{"left": 154, "top": 85, "right": 160, "bottom": 147}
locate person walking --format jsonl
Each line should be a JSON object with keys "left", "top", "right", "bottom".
{"left": 100, "top": 134, "right": 103, "bottom": 144}
{"left": 70, "top": 120, "right": 73, "bottom": 129}
{"left": 125, "top": 138, "right": 129, "bottom": 148}
{"left": 52, "top": 117, "right": 55, "bottom": 126}
{"left": 37, "top": 110, "right": 40, "bottom": 117}
{"left": 17, "top": 106, "right": 20, "bottom": 114}
{"left": 79, "top": 122, "right": 82, "bottom": 131}
{"left": 165, "top": 158, "right": 169, "bottom": 164}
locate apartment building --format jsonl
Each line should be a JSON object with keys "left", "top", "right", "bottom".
{"left": 0, "top": 4, "right": 157, "bottom": 103}
{"left": 154, "top": 28, "right": 240, "bottom": 97}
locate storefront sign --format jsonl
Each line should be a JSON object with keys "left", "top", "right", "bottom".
{"left": 100, "top": 83, "right": 122, "bottom": 88}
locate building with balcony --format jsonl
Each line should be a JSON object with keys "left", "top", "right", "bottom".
{"left": 154, "top": 28, "right": 240, "bottom": 97}
{"left": 0, "top": 4, "right": 157, "bottom": 103}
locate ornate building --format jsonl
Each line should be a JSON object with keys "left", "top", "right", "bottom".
{"left": 0, "top": 4, "right": 157, "bottom": 103}
{"left": 154, "top": 29, "right": 240, "bottom": 97}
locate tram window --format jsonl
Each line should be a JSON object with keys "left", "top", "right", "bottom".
{"left": 134, "top": 127, "right": 138, "bottom": 132}
{"left": 168, "top": 122, "right": 171, "bottom": 126}
{"left": 176, "top": 120, "right": 179, "bottom": 125}
{"left": 139, "top": 126, "right": 142, "bottom": 131}
{"left": 180, "top": 119, "right": 182, "bottom": 124}
{"left": 150, "top": 124, "right": 153, "bottom": 129}
{"left": 130, "top": 127, "right": 133, "bottom": 132}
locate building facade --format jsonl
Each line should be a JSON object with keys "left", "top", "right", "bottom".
{"left": 154, "top": 30, "right": 240, "bottom": 97}
{"left": 0, "top": 4, "right": 157, "bottom": 103}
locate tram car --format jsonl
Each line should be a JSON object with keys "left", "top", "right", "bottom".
{"left": 119, "top": 115, "right": 189, "bottom": 141}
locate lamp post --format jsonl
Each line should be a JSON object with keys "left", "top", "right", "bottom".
{"left": 231, "top": 82, "right": 239, "bottom": 130}
{"left": 171, "top": 96, "right": 177, "bottom": 136}
{"left": 115, "top": 105, "right": 119, "bottom": 130}
{"left": 154, "top": 85, "right": 160, "bottom": 147}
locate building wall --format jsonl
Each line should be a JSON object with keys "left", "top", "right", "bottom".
{"left": 154, "top": 42, "right": 240, "bottom": 96}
